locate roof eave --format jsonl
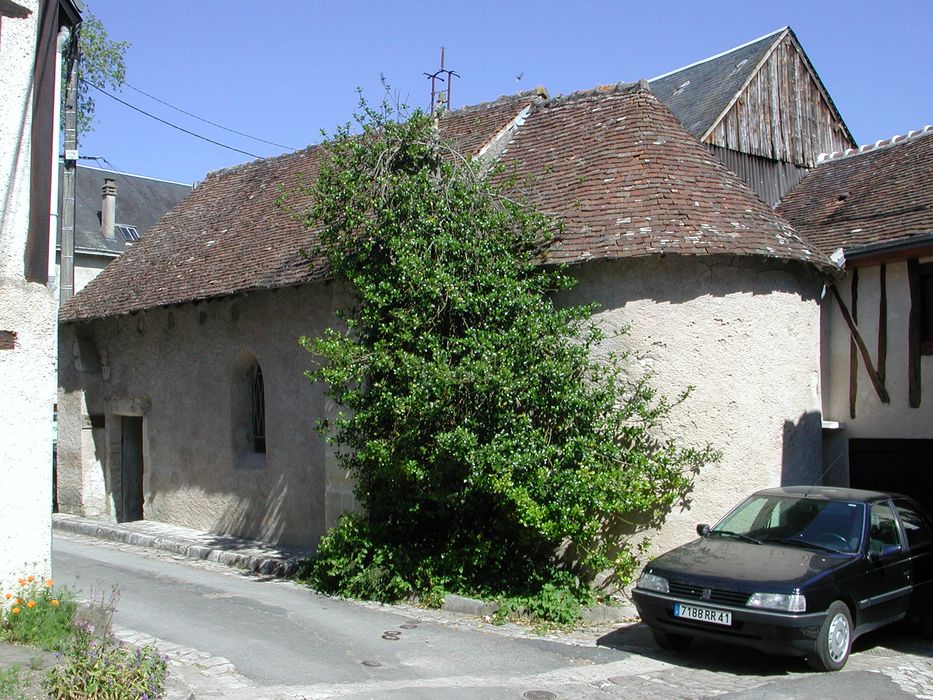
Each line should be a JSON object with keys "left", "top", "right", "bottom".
{"left": 843, "top": 232, "right": 933, "bottom": 268}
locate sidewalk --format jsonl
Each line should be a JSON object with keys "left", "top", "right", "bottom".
{"left": 52, "top": 513, "right": 313, "bottom": 577}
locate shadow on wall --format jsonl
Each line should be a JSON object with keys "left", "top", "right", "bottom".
{"left": 210, "top": 472, "right": 289, "bottom": 548}
{"left": 560, "top": 256, "right": 824, "bottom": 311}
{"left": 781, "top": 411, "right": 823, "bottom": 486}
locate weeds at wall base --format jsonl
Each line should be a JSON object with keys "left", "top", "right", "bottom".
{"left": 2, "top": 577, "right": 169, "bottom": 699}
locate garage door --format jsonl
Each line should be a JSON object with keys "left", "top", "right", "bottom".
{"left": 849, "top": 439, "right": 933, "bottom": 514}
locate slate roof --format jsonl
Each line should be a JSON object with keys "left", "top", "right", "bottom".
{"left": 60, "top": 91, "right": 543, "bottom": 322}
{"left": 778, "top": 128, "right": 933, "bottom": 255}
{"left": 61, "top": 85, "right": 829, "bottom": 323}
{"left": 61, "top": 164, "right": 191, "bottom": 255}
{"left": 496, "top": 83, "right": 826, "bottom": 267}
{"left": 649, "top": 28, "right": 784, "bottom": 140}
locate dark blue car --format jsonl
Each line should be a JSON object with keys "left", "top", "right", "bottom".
{"left": 632, "top": 486, "right": 933, "bottom": 670}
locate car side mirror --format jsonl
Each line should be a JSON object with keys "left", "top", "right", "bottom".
{"left": 696, "top": 524, "right": 710, "bottom": 537}
{"left": 869, "top": 542, "right": 901, "bottom": 561}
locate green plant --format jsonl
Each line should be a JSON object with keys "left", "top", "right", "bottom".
{"left": 43, "top": 583, "right": 168, "bottom": 700}
{"left": 294, "top": 96, "right": 716, "bottom": 621}
{"left": 0, "top": 666, "right": 26, "bottom": 700}
{"left": 44, "top": 625, "right": 168, "bottom": 700}
{"left": 496, "top": 582, "right": 591, "bottom": 627}
{"left": 64, "top": 11, "right": 129, "bottom": 136}
{"left": 1, "top": 576, "right": 77, "bottom": 651}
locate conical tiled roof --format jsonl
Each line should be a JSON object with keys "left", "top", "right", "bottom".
{"left": 496, "top": 83, "right": 828, "bottom": 267}
{"left": 62, "top": 85, "right": 829, "bottom": 323}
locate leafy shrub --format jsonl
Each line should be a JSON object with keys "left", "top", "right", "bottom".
{"left": 1, "top": 576, "right": 77, "bottom": 650}
{"left": 295, "top": 97, "right": 716, "bottom": 622}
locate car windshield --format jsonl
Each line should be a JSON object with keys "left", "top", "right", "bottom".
{"left": 711, "top": 495, "right": 865, "bottom": 554}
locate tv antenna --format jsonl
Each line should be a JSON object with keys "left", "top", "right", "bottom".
{"left": 425, "top": 46, "right": 460, "bottom": 112}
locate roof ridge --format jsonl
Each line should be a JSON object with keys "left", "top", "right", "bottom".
{"left": 202, "top": 91, "right": 550, "bottom": 181}
{"left": 543, "top": 80, "right": 645, "bottom": 107}
{"left": 439, "top": 88, "right": 548, "bottom": 117}
{"left": 648, "top": 27, "right": 787, "bottom": 82}
{"left": 817, "top": 125, "right": 933, "bottom": 164}
{"left": 204, "top": 143, "right": 319, "bottom": 180}
{"left": 73, "top": 162, "right": 193, "bottom": 187}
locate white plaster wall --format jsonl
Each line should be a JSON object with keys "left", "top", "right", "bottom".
{"left": 58, "top": 283, "right": 338, "bottom": 549}
{"left": 52, "top": 252, "right": 113, "bottom": 297}
{"left": 823, "top": 260, "right": 933, "bottom": 438}
{"left": 0, "top": 0, "right": 56, "bottom": 594}
{"left": 0, "top": 1, "right": 38, "bottom": 279}
{"left": 563, "top": 256, "right": 825, "bottom": 555}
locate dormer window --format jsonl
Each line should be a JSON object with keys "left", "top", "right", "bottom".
{"left": 117, "top": 224, "right": 140, "bottom": 242}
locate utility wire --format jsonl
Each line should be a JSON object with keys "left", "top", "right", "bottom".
{"left": 123, "top": 81, "right": 298, "bottom": 151}
{"left": 84, "top": 80, "right": 264, "bottom": 160}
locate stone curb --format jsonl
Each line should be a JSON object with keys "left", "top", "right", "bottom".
{"left": 52, "top": 514, "right": 307, "bottom": 577}
{"left": 440, "top": 593, "right": 636, "bottom": 624}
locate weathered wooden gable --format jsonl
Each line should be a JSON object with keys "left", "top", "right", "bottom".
{"left": 707, "top": 30, "right": 855, "bottom": 167}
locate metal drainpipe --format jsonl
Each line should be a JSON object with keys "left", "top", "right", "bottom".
{"left": 59, "top": 25, "right": 79, "bottom": 305}
{"left": 48, "top": 26, "right": 70, "bottom": 290}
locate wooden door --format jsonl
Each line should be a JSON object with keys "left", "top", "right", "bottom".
{"left": 120, "top": 416, "right": 144, "bottom": 522}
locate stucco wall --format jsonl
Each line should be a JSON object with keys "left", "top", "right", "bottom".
{"left": 58, "top": 283, "right": 340, "bottom": 549}
{"left": 0, "top": 0, "right": 56, "bottom": 593}
{"left": 59, "top": 255, "right": 826, "bottom": 559}
{"left": 562, "top": 255, "right": 825, "bottom": 555}
{"left": 823, "top": 260, "right": 933, "bottom": 438}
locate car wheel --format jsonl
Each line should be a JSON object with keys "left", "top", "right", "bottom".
{"left": 650, "top": 628, "right": 692, "bottom": 652}
{"left": 807, "top": 601, "right": 852, "bottom": 671}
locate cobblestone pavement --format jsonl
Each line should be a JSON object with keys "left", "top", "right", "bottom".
{"left": 54, "top": 530, "right": 933, "bottom": 699}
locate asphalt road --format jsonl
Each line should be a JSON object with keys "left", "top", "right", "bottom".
{"left": 51, "top": 534, "right": 932, "bottom": 699}
{"left": 52, "top": 534, "right": 627, "bottom": 698}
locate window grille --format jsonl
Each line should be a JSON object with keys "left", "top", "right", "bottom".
{"left": 251, "top": 365, "right": 266, "bottom": 453}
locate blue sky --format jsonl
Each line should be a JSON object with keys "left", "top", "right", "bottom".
{"left": 79, "top": 1, "right": 932, "bottom": 185}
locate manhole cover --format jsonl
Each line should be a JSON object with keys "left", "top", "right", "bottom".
{"left": 523, "top": 692, "right": 557, "bottom": 700}
{"left": 399, "top": 624, "right": 418, "bottom": 629}
{"left": 361, "top": 660, "right": 382, "bottom": 667}
{"left": 381, "top": 633, "right": 400, "bottom": 641}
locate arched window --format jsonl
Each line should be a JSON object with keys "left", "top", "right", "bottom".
{"left": 251, "top": 365, "right": 266, "bottom": 453}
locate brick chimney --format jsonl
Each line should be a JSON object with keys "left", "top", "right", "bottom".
{"left": 101, "top": 178, "right": 117, "bottom": 239}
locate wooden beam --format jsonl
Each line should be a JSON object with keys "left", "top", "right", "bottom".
{"left": 878, "top": 265, "right": 887, "bottom": 387}
{"left": 849, "top": 271, "right": 858, "bottom": 418}
{"left": 831, "top": 283, "right": 891, "bottom": 407}
{"left": 847, "top": 242, "right": 933, "bottom": 269}
{"left": 908, "top": 260, "right": 922, "bottom": 408}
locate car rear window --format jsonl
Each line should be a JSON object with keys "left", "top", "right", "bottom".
{"left": 894, "top": 499, "right": 933, "bottom": 549}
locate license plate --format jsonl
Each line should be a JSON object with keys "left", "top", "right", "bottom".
{"left": 674, "top": 602, "right": 732, "bottom": 626}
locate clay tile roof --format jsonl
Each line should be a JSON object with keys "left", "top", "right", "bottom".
{"left": 60, "top": 91, "right": 543, "bottom": 322}
{"left": 495, "top": 83, "right": 827, "bottom": 268}
{"left": 778, "top": 128, "right": 933, "bottom": 255}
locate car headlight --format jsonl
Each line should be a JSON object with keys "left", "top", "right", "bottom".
{"left": 746, "top": 592, "right": 806, "bottom": 613}
{"left": 636, "top": 571, "right": 669, "bottom": 594}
